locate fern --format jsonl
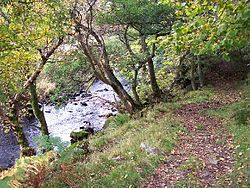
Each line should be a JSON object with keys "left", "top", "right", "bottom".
{"left": 33, "top": 135, "right": 69, "bottom": 155}
{"left": 2, "top": 151, "right": 57, "bottom": 188}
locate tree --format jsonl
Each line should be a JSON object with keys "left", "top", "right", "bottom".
{"left": 159, "top": 0, "right": 250, "bottom": 90}
{"left": 0, "top": 0, "right": 68, "bottom": 155}
{"left": 98, "top": 0, "right": 175, "bottom": 99}
{"left": 72, "top": 0, "right": 138, "bottom": 113}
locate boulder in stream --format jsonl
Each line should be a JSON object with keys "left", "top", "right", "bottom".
{"left": 70, "top": 131, "right": 89, "bottom": 144}
{"left": 80, "top": 102, "right": 88, "bottom": 106}
{"left": 70, "top": 127, "right": 94, "bottom": 144}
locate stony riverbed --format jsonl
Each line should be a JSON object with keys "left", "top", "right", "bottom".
{"left": 0, "top": 79, "right": 129, "bottom": 170}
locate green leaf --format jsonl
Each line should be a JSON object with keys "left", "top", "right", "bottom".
{"left": 223, "top": 53, "right": 231, "bottom": 62}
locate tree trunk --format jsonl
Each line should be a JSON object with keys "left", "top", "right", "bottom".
{"left": 0, "top": 104, "right": 31, "bottom": 156}
{"left": 10, "top": 102, "right": 31, "bottom": 156}
{"left": 191, "top": 61, "right": 197, "bottom": 91}
{"left": 147, "top": 57, "right": 162, "bottom": 98}
{"left": 29, "top": 82, "right": 49, "bottom": 136}
{"left": 168, "top": 50, "right": 190, "bottom": 91}
{"left": 15, "top": 123, "right": 29, "bottom": 149}
{"left": 74, "top": 5, "right": 139, "bottom": 113}
{"left": 11, "top": 104, "right": 29, "bottom": 147}
{"left": 0, "top": 39, "right": 63, "bottom": 156}
{"left": 76, "top": 27, "right": 138, "bottom": 113}
{"left": 123, "top": 26, "right": 142, "bottom": 107}
{"left": 197, "top": 57, "right": 204, "bottom": 88}
{"left": 132, "top": 68, "right": 142, "bottom": 106}
{"left": 80, "top": 48, "right": 137, "bottom": 113}
{"left": 106, "top": 70, "right": 138, "bottom": 113}
{"left": 141, "top": 35, "right": 162, "bottom": 98}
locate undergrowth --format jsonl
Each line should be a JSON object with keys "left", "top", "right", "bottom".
{"left": 1, "top": 77, "right": 249, "bottom": 188}
{"left": 0, "top": 151, "right": 57, "bottom": 188}
{"left": 45, "top": 104, "right": 184, "bottom": 188}
{"left": 1, "top": 102, "right": 184, "bottom": 188}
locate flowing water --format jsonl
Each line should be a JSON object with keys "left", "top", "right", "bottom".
{"left": 0, "top": 79, "right": 129, "bottom": 169}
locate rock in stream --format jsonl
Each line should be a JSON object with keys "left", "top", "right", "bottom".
{"left": 0, "top": 79, "right": 130, "bottom": 170}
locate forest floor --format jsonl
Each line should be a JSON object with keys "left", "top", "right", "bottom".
{"left": 1, "top": 62, "right": 249, "bottom": 188}
{"left": 142, "top": 61, "right": 249, "bottom": 187}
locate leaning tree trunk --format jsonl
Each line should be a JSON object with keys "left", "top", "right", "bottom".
{"left": 73, "top": 3, "right": 139, "bottom": 113}
{"left": 191, "top": 61, "right": 197, "bottom": 91}
{"left": 76, "top": 29, "right": 138, "bottom": 113}
{"left": 105, "top": 68, "right": 138, "bottom": 114}
{"left": 0, "top": 105, "right": 30, "bottom": 157}
{"left": 80, "top": 45, "right": 138, "bottom": 113}
{"left": 0, "top": 39, "right": 63, "bottom": 156}
{"left": 29, "top": 82, "right": 49, "bottom": 136}
{"left": 14, "top": 121, "right": 29, "bottom": 150}
{"left": 197, "top": 57, "right": 204, "bottom": 88}
{"left": 10, "top": 103, "right": 29, "bottom": 147}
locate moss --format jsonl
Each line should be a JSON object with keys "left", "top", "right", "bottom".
{"left": 70, "top": 130, "right": 89, "bottom": 144}
{"left": 4, "top": 77, "right": 249, "bottom": 187}
{"left": 43, "top": 102, "right": 183, "bottom": 187}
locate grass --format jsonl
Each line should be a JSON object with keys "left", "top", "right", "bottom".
{"left": 196, "top": 123, "right": 205, "bottom": 131}
{"left": 1, "top": 78, "right": 249, "bottom": 187}
{"left": 206, "top": 83, "right": 250, "bottom": 187}
{"left": 177, "top": 86, "right": 216, "bottom": 104}
{"left": 44, "top": 104, "right": 184, "bottom": 188}
{"left": 174, "top": 80, "right": 250, "bottom": 187}
{"left": 1, "top": 102, "right": 184, "bottom": 188}
{"left": 178, "top": 156, "right": 204, "bottom": 172}
{"left": 174, "top": 156, "right": 205, "bottom": 188}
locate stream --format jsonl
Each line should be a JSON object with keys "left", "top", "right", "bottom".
{"left": 0, "top": 79, "right": 129, "bottom": 170}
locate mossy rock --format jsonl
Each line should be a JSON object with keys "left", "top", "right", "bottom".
{"left": 70, "top": 130, "right": 89, "bottom": 144}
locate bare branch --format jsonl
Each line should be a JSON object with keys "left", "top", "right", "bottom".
{"left": 13, "top": 37, "right": 64, "bottom": 103}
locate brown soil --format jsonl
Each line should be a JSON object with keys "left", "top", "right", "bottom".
{"left": 141, "top": 61, "right": 248, "bottom": 188}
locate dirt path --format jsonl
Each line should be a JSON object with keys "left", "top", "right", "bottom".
{"left": 142, "top": 101, "right": 235, "bottom": 187}
{"left": 142, "top": 62, "right": 247, "bottom": 187}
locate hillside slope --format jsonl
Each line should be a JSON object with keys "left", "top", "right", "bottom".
{"left": 143, "top": 62, "right": 249, "bottom": 187}
{"left": 1, "top": 61, "right": 249, "bottom": 188}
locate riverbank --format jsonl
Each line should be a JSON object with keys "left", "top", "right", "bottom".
{"left": 1, "top": 63, "right": 249, "bottom": 187}
{"left": 2, "top": 78, "right": 249, "bottom": 187}
{"left": 0, "top": 79, "right": 127, "bottom": 170}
